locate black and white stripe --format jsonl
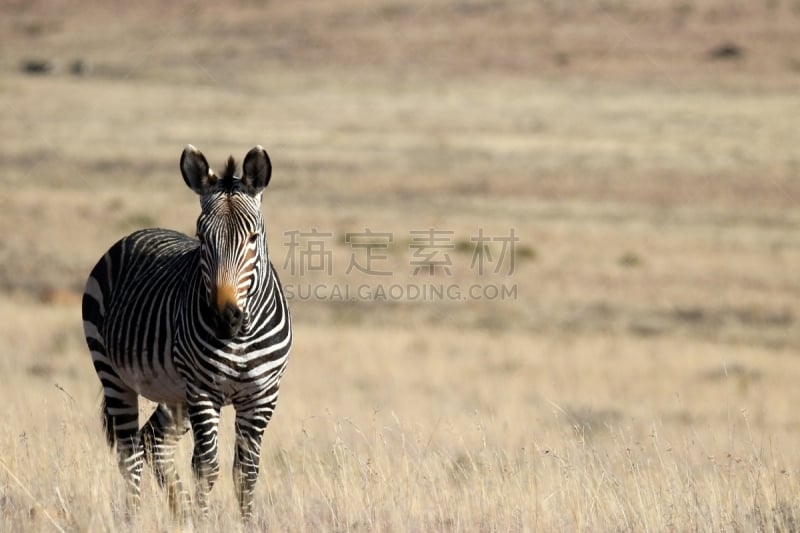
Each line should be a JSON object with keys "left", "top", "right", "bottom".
{"left": 82, "top": 145, "right": 291, "bottom": 520}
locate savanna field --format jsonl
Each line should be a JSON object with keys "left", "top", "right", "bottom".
{"left": 1, "top": 1, "right": 800, "bottom": 530}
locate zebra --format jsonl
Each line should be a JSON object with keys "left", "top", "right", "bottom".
{"left": 81, "top": 145, "right": 292, "bottom": 520}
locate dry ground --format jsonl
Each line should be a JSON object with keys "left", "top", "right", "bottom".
{"left": 1, "top": 0, "right": 800, "bottom": 531}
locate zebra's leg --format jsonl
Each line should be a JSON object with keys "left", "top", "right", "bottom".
{"left": 88, "top": 320, "right": 144, "bottom": 513}
{"left": 141, "top": 403, "right": 191, "bottom": 518}
{"left": 187, "top": 389, "right": 222, "bottom": 516}
{"left": 100, "top": 385, "right": 144, "bottom": 513}
{"left": 232, "top": 393, "right": 278, "bottom": 520}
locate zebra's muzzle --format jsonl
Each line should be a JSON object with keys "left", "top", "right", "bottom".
{"left": 213, "top": 301, "right": 244, "bottom": 339}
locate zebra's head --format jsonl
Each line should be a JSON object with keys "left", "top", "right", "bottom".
{"left": 180, "top": 145, "right": 272, "bottom": 340}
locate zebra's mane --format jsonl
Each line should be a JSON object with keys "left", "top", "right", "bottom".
{"left": 216, "top": 156, "right": 239, "bottom": 192}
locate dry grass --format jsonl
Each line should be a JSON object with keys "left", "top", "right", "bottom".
{"left": 3, "top": 305, "right": 800, "bottom": 531}
{"left": 2, "top": 0, "right": 800, "bottom": 531}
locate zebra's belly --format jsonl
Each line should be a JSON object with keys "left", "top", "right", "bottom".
{"left": 115, "top": 361, "right": 186, "bottom": 404}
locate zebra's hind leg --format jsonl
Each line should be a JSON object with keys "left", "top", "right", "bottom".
{"left": 100, "top": 386, "right": 144, "bottom": 514}
{"left": 141, "top": 403, "right": 191, "bottom": 519}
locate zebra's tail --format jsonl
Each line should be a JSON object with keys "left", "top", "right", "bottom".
{"left": 83, "top": 254, "right": 117, "bottom": 450}
{"left": 100, "top": 395, "right": 116, "bottom": 448}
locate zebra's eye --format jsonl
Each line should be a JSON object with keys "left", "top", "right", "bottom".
{"left": 248, "top": 233, "right": 260, "bottom": 244}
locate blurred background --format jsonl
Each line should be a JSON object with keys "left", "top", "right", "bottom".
{"left": 1, "top": 0, "right": 799, "bottom": 529}
{"left": 1, "top": 0, "right": 798, "bottom": 334}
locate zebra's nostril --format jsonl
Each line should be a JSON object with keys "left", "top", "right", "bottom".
{"left": 212, "top": 303, "right": 244, "bottom": 339}
{"left": 223, "top": 303, "right": 243, "bottom": 326}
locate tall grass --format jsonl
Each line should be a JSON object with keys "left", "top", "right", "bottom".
{"left": 2, "top": 395, "right": 798, "bottom": 531}
{"left": 1, "top": 299, "right": 798, "bottom": 531}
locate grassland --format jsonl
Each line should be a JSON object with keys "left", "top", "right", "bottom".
{"left": 1, "top": 0, "right": 800, "bottom": 530}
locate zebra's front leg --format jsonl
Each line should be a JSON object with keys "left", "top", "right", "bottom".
{"left": 141, "top": 403, "right": 191, "bottom": 518}
{"left": 187, "top": 391, "right": 222, "bottom": 516}
{"left": 233, "top": 400, "right": 276, "bottom": 520}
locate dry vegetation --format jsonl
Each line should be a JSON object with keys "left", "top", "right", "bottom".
{"left": 1, "top": 0, "right": 800, "bottom": 531}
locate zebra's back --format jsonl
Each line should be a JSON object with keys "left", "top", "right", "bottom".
{"left": 83, "top": 228, "right": 199, "bottom": 403}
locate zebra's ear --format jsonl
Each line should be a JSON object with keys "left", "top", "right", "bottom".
{"left": 180, "top": 145, "right": 216, "bottom": 195}
{"left": 241, "top": 145, "right": 271, "bottom": 196}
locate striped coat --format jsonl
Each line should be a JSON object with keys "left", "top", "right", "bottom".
{"left": 82, "top": 145, "right": 291, "bottom": 520}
